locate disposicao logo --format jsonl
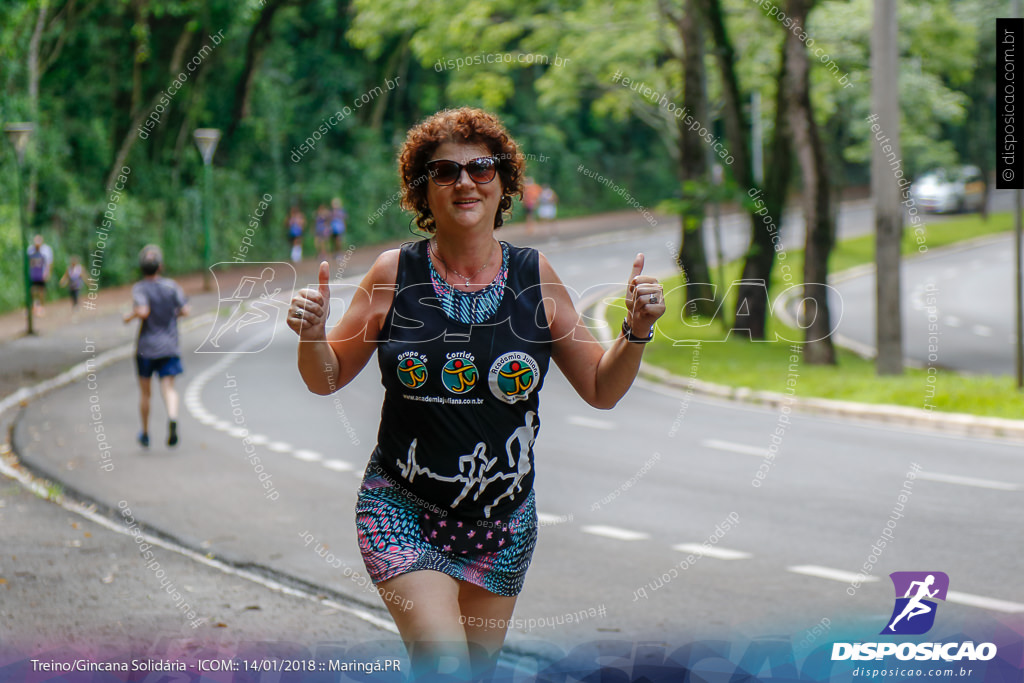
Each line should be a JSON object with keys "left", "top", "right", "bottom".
{"left": 831, "top": 571, "right": 997, "bottom": 662}
{"left": 882, "top": 571, "right": 948, "bottom": 635}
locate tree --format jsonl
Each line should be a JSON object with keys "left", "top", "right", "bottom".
{"left": 701, "top": 0, "right": 792, "bottom": 340}
{"left": 349, "top": 0, "right": 718, "bottom": 313}
{"left": 785, "top": 0, "right": 835, "bottom": 365}
{"left": 665, "top": 0, "right": 717, "bottom": 316}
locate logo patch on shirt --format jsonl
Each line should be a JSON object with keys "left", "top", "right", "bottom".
{"left": 397, "top": 351, "right": 428, "bottom": 389}
{"left": 442, "top": 353, "right": 478, "bottom": 394}
{"left": 488, "top": 352, "right": 539, "bottom": 404}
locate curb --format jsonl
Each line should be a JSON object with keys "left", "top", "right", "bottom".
{"left": 586, "top": 277, "right": 1024, "bottom": 443}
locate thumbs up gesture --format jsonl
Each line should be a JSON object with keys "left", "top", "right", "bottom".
{"left": 288, "top": 261, "right": 331, "bottom": 339}
{"left": 624, "top": 253, "right": 665, "bottom": 340}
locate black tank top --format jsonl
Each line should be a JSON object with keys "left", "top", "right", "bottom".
{"left": 373, "top": 239, "right": 552, "bottom": 520}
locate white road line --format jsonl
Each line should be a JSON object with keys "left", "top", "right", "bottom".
{"left": 943, "top": 316, "right": 961, "bottom": 328}
{"left": 581, "top": 525, "right": 650, "bottom": 541}
{"left": 537, "top": 512, "right": 572, "bottom": 525}
{"left": 566, "top": 415, "right": 615, "bottom": 430}
{"left": 248, "top": 434, "right": 269, "bottom": 445}
{"left": 702, "top": 439, "right": 768, "bottom": 457}
{"left": 323, "top": 459, "right": 353, "bottom": 472}
{"left": 972, "top": 324, "right": 993, "bottom": 337}
{"left": 946, "top": 591, "right": 1024, "bottom": 613}
{"left": 788, "top": 565, "right": 879, "bottom": 584}
{"left": 292, "top": 449, "right": 323, "bottom": 463}
{"left": 916, "top": 471, "right": 1019, "bottom": 491}
{"left": 227, "top": 427, "right": 248, "bottom": 438}
{"left": 266, "top": 441, "right": 292, "bottom": 453}
{"left": 672, "top": 543, "right": 752, "bottom": 560}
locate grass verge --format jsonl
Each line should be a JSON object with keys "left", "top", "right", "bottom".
{"left": 604, "top": 211, "right": 1022, "bottom": 419}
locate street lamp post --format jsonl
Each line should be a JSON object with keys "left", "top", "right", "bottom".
{"left": 193, "top": 128, "right": 221, "bottom": 291}
{"left": 5, "top": 122, "right": 36, "bottom": 335}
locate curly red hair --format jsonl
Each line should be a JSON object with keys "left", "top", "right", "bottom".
{"left": 399, "top": 108, "right": 525, "bottom": 233}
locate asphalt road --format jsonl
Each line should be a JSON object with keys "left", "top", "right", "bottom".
{"left": 829, "top": 189, "right": 1020, "bottom": 374}
{"left": 14, "top": 221, "right": 1024, "bottom": 655}
{"left": 831, "top": 234, "right": 1023, "bottom": 375}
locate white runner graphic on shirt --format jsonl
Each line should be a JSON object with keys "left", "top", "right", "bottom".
{"left": 395, "top": 411, "right": 537, "bottom": 518}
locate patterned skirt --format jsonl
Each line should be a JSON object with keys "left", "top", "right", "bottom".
{"left": 355, "top": 463, "right": 538, "bottom": 597}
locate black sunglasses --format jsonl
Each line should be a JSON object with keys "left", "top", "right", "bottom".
{"left": 425, "top": 156, "right": 498, "bottom": 186}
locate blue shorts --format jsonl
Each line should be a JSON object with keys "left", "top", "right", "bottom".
{"left": 136, "top": 355, "right": 183, "bottom": 378}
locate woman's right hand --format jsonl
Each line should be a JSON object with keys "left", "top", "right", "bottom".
{"left": 288, "top": 261, "right": 331, "bottom": 340}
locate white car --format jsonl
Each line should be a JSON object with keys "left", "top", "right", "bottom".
{"left": 910, "top": 165, "right": 986, "bottom": 213}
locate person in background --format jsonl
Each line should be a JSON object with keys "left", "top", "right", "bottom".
{"left": 330, "top": 197, "right": 348, "bottom": 261}
{"left": 58, "top": 255, "right": 87, "bottom": 320}
{"left": 286, "top": 205, "right": 306, "bottom": 263}
{"left": 315, "top": 204, "right": 331, "bottom": 264}
{"left": 522, "top": 177, "right": 541, "bottom": 234}
{"left": 537, "top": 184, "right": 558, "bottom": 223}
{"left": 27, "top": 234, "right": 54, "bottom": 317}
{"left": 123, "top": 245, "right": 190, "bottom": 448}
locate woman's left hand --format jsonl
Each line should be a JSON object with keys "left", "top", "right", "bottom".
{"left": 624, "top": 253, "right": 665, "bottom": 338}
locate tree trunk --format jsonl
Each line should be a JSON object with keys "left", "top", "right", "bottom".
{"left": 223, "top": 0, "right": 292, "bottom": 150}
{"left": 734, "top": 39, "right": 793, "bottom": 339}
{"left": 701, "top": 0, "right": 791, "bottom": 339}
{"left": 104, "top": 24, "right": 194, "bottom": 190}
{"left": 676, "top": 0, "right": 717, "bottom": 317}
{"left": 26, "top": 0, "right": 47, "bottom": 221}
{"left": 872, "top": 0, "right": 903, "bottom": 374}
{"left": 785, "top": 0, "right": 835, "bottom": 365}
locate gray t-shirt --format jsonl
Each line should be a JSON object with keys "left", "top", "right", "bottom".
{"left": 132, "top": 277, "right": 187, "bottom": 359}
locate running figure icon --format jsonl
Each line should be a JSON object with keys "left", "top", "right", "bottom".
{"left": 888, "top": 574, "right": 939, "bottom": 631}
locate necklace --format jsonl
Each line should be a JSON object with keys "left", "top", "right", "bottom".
{"left": 430, "top": 238, "right": 495, "bottom": 287}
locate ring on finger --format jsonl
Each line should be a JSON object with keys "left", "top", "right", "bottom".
{"left": 649, "top": 293, "right": 659, "bottom": 305}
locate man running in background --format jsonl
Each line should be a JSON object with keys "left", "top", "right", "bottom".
{"left": 124, "top": 245, "right": 190, "bottom": 448}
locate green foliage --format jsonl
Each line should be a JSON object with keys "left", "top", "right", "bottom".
{"left": 0, "top": 0, "right": 1003, "bottom": 314}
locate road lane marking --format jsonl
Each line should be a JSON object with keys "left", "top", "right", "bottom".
{"left": 537, "top": 512, "right": 574, "bottom": 526}
{"left": 943, "top": 316, "right": 961, "bottom": 328}
{"left": 916, "top": 471, "right": 1019, "bottom": 491}
{"left": 566, "top": 415, "right": 616, "bottom": 430}
{"left": 972, "top": 324, "right": 993, "bottom": 337}
{"left": 582, "top": 525, "right": 650, "bottom": 541}
{"left": 946, "top": 591, "right": 1024, "bottom": 613}
{"left": 672, "top": 543, "right": 752, "bottom": 560}
{"left": 702, "top": 439, "right": 768, "bottom": 457}
{"left": 788, "top": 565, "right": 879, "bottom": 584}
{"left": 292, "top": 449, "right": 323, "bottom": 462}
{"left": 267, "top": 441, "right": 292, "bottom": 453}
{"left": 323, "top": 459, "right": 353, "bottom": 472}
{"left": 248, "top": 434, "right": 269, "bottom": 445}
